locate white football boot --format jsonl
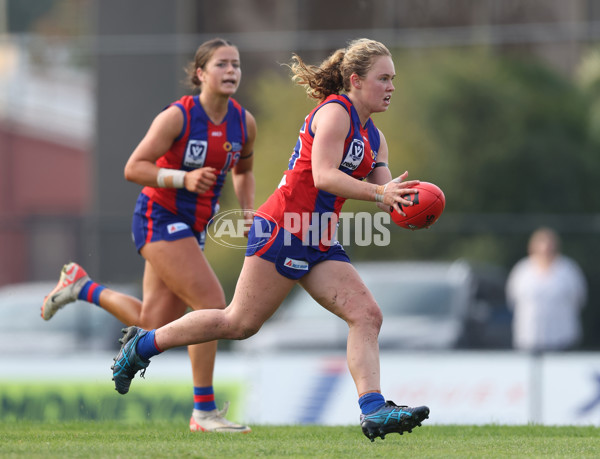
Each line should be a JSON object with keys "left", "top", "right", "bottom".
{"left": 189, "top": 402, "right": 251, "bottom": 433}
{"left": 41, "top": 262, "right": 90, "bottom": 320}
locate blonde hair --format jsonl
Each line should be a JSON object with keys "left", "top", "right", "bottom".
{"left": 185, "top": 38, "right": 237, "bottom": 91}
{"left": 289, "top": 38, "right": 391, "bottom": 102}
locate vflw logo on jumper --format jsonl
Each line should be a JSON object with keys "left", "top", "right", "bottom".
{"left": 283, "top": 257, "right": 309, "bottom": 270}
{"left": 340, "top": 139, "right": 365, "bottom": 170}
{"left": 184, "top": 139, "right": 208, "bottom": 168}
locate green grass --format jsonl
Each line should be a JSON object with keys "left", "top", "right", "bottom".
{"left": 0, "top": 422, "right": 598, "bottom": 458}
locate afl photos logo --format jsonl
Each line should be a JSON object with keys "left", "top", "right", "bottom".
{"left": 207, "top": 209, "right": 278, "bottom": 249}
{"left": 340, "top": 139, "right": 364, "bottom": 170}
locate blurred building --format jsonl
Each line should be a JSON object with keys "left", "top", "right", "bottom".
{"left": 0, "top": 36, "right": 92, "bottom": 284}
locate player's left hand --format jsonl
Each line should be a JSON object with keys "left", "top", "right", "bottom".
{"left": 380, "top": 171, "right": 420, "bottom": 216}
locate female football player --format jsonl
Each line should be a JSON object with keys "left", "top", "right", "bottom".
{"left": 42, "top": 38, "right": 254, "bottom": 433}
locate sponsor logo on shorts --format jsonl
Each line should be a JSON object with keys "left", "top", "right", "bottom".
{"left": 167, "top": 222, "right": 189, "bottom": 234}
{"left": 283, "top": 257, "right": 309, "bottom": 270}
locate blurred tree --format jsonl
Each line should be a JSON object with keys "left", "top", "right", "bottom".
{"left": 380, "top": 49, "right": 594, "bottom": 213}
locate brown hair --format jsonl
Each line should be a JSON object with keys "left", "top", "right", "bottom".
{"left": 289, "top": 38, "right": 391, "bottom": 102}
{"left": 185, "top": 38, "right": 238, "bottom": 91}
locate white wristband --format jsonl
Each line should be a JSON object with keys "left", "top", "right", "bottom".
{"left": 157, "top": 168, "right": 186, "bottom": 188}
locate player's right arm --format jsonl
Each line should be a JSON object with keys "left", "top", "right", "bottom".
{"left": 124, "top": 106, "right": 216, "bottom": 192}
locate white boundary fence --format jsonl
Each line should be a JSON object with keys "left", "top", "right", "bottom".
{"left": 4, "top": 350, "right": 600, "bottom": 426}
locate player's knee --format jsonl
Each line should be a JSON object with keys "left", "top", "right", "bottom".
{"left": 238, "top": 323, "right": 261, "bottom": 340}
{"left": 348, "top": 301, "right": 382, "bottom": 331}
{"left": 230, "top": 321, "right": 261, "bottom": 340}
{"left": 369, "top": 305, "right": 384, "bottom": 331}
{"left": 221, "top": 305, "right": 263, "bottom": 339}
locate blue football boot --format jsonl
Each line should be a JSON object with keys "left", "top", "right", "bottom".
{"left": 360, "top": 401, "right": 429, "bottom": 441}
{"left": 111, "top": 326, "right": 150, "bottom": 394}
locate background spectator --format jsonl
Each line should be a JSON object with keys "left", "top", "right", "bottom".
{"left": 506, "top": 227, "right": 587, "bottom": 352}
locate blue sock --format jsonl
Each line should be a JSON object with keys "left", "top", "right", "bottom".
{"left": 78, "top": 280, "right": 106, "bottom": 305}
{"left": 136, "top": 329, "right": 162, "bottom": 360}
{"left": 359, "top": 392, "right": 385, "bottom": 414}
{"left": 193, "top": 386, "right": 217, "bottom": 412}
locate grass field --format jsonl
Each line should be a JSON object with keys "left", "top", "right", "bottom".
{"left": 0, "top": 421, "right": 598, "bottom": 458}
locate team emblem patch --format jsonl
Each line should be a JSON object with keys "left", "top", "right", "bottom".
{"left": 184, "top": 139, "right": 208, "bottom": 168}
{"left": 340, "top": 139, "right": 365, "bottom": 170}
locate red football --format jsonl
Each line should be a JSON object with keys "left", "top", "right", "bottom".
{"left": 390, "top": 182, "right": 446, "bottom": 230}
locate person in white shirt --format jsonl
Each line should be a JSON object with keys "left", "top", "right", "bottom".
{"left": 506, "top": 227, "right": 587, "bottom": 351}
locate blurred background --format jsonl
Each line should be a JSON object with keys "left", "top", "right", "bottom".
{"left": 1, "top": 0, "right": 600, "bottom": 426}
{"left": 1, "top": 0, "right": 598, "bottom": 347}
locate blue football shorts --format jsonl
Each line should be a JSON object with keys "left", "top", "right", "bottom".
{"left": 245, "top": 215, "right": 350, "bottom": 280}
{"left": 131, "top": 193, "right": 206, "bottom": 252}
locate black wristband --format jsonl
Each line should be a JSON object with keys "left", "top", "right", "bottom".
{"left": 240, "top": 151, "right": 254, "bottom": 159}
{"left": 373, "top": 162, "right": 388, "bottom": 168}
